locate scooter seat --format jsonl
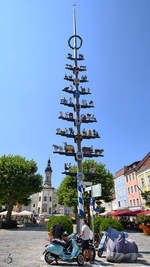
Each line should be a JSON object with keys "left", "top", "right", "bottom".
{"left": 52, "top": 239, "right": 66, "bottom": 247}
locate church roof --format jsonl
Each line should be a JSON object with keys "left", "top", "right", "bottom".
{"left": 45, "top": 159, "right": 52, "bottom": 172}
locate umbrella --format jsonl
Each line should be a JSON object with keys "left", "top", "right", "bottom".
{"left": 0, "top": 211, "right": 19, "bottom": 216}
{"left": 99, "top": 211, "right": 109, "bottom": 216}
{"left": 18, "top": 210, "right": 33, "bottom": 216}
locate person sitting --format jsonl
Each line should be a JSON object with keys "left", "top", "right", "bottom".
{"left": 52, "top": 223, "right": 63, "bottom": 240}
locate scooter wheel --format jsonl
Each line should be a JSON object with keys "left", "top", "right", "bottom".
{"left": 77, "top": 253, "right": 84, "bottom": 266}
{"left": 44, "top": 252, "right": 54, "bottom": 265}
{"left": 98, "top": 248, "right": 103, "bottom": 257}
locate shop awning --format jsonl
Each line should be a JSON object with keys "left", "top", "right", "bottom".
{"left": 137, "top": 210, "right": 150, "bottom": 216}
{"left": 108, "top": 209, "right": 143, "bottom": 217}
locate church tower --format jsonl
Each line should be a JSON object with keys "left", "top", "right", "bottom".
{"left": 44, "top": 158, "right": 52, "bottom": 187}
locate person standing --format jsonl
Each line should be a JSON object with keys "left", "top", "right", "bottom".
{"left": 79, "top": 219, "right": 92, "bottom": 264}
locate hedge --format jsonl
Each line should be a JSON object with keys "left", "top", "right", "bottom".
{"left": 91, "top": 216, "right": 103, "bottom": 233}
{"left": 100, "top": 217, "right": 123, "bottom": 233}
{"left": 136, "top": 214, "right": 150, "bottom": 225}
{"left": 46, "top": 216, "right": 73, "bottom": 234}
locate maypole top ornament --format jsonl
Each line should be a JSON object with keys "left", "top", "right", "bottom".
{"left": 68, "top": 35, "right": 82, "bottom": 50}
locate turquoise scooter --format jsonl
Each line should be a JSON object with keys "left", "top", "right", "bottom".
{"left": 43, "top": 233, "right": 84, "bottom": 265}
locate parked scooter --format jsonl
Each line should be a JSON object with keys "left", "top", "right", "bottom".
{"left": 97, "top": 231, "right": 107, "bottom": 257}
{"left": 98, "top": 229, "right": 128, "bottom": 258}
{"left": 43, "top": 233, "right": 84, "bottom": 265}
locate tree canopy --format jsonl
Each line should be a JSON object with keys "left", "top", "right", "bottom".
{"left": 0, "top": 155, "right": 43, "bottom": 220}
{"left": 57, "top": 160, "right": 114, "bottom": 220}
{"left": 141, "top": 191, "right": 150, "bottom": 207}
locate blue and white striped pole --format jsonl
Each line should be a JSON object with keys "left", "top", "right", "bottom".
{"left": 90, "top": 194, "right": 95, "bottom": 246}
{"left": 90, "top": 197, "right": 94, "bottom": 210}
{"left": 78, "top": 184, "right": 84, "bottom": 216}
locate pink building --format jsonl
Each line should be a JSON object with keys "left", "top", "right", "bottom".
{"left": 125, "top": 161, "right": 142, "bottom": 209}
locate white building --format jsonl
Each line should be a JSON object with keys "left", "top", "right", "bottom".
{"left": 30, "top": 159, "right": 57, "bottom": 215}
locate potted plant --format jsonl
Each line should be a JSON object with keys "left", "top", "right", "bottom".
{"left": 136, "top": 215, "right": 150, "bottom": 235}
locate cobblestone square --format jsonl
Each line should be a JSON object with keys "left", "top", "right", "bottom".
{"left": 0, "top": 227, "right": 150, "bottom": 267}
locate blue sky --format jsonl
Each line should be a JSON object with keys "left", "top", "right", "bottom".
{"left": 0, "top": 0, "right": 150, "bottom": 188}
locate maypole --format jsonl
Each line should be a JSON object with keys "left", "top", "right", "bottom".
{"left": 53, "top": 6, "right": 104, "bottom": 234}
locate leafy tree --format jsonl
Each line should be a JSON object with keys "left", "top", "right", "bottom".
{"left": 0, "top": 155, "right": 43, "bottom": 221}
{"left": 57, "top": 160, "right": 114, "bottom": 223}
{"left": 141, "top": 191, "right": 150, "bottom": 207}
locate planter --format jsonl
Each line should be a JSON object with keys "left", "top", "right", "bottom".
{"left": 139, "top": 224, "right": 150, "bottom": 235}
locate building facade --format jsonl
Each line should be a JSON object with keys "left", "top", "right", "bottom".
{"left": 124, "top": 161, "right": 142, "bottom": 209}
{"left": 136, "top": 152, "right": 150, "bottom": 209}
{"left": 114, "top": 168, "right": 128, "bottom": 209}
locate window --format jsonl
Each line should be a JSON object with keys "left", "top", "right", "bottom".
{"left": 131, "top": 186, "right": 133, "bottom": 193}
{"left": 126, "top": 176, "right": 128, "bottom": 182}
{"left": 132, "top": 173, "right": 134, "bottom": 180}
{"left": 130, "top": 200, "right": 132, "bottom": 207}
{"left": 147, "top": 175, "right": 150, "bottom": 186}
{"left": 129, "top": 174, "right": 131, "bottom": 181}
{"left": 38, "top": 207, "right": 40, "bottom": 214}
{"left": 118, "top": 201, "right": 121, "bottom": 207}
{"left": 141, "top": 178, "right": 145, "bottom": 187}
{"left": 39, "top": 196, "right": 41, "bottom": 201}
{"left": 44, "top": 196, "right": 47, "bottom": 201}
{"left": 33, "top": 204, "right": 35, "bottom": 207}
{"left": 137, "top": 198, "right": 139, "bottom": 207}
{"left": 49, "top": 197, "right": 51, "bottom": 201}
{"left": 133, "top": 199, "right": 135, "bottom": 207}
{"left": 134, "top": 185, "right": 137, "bottom": 192}
{"left": 128, "top": 187, "right": 130, "bottom": 194}
{"left": 49, "top": 207, "right": 51, "bottom": 214}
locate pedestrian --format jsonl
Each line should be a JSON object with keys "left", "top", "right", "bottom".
{"left": 32, "top": 216, "right": 36, "bottom": 224}
{"left": 79, "top": 219, "right": 92, "bottom": 264}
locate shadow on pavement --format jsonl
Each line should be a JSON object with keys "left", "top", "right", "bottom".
{"left": 139, "top": 251, "right": 150, "bottom": 255}
{"left": 49, "top": 264, "right": 82, "bottom": 266}
{"left": 6, "top": 226, "right": 47, "bottom": 231}
{"left": 95, "top": 258, "right": 150, "bottom": 266}
{"left": 135, "top": 258, "right": 150, "bottom": 265}
{"left": 95, "top": 260, "right": 114, "bottom": 266}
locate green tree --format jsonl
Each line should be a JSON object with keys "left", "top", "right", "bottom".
{"left": 57, "top": 160, "right": 114, "bottom": 223}
{"left": 0, "top": 155, "right": 43, "bottom": 221}
{"left": 141, "top": 191, "right": 150, "bottom": 207}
